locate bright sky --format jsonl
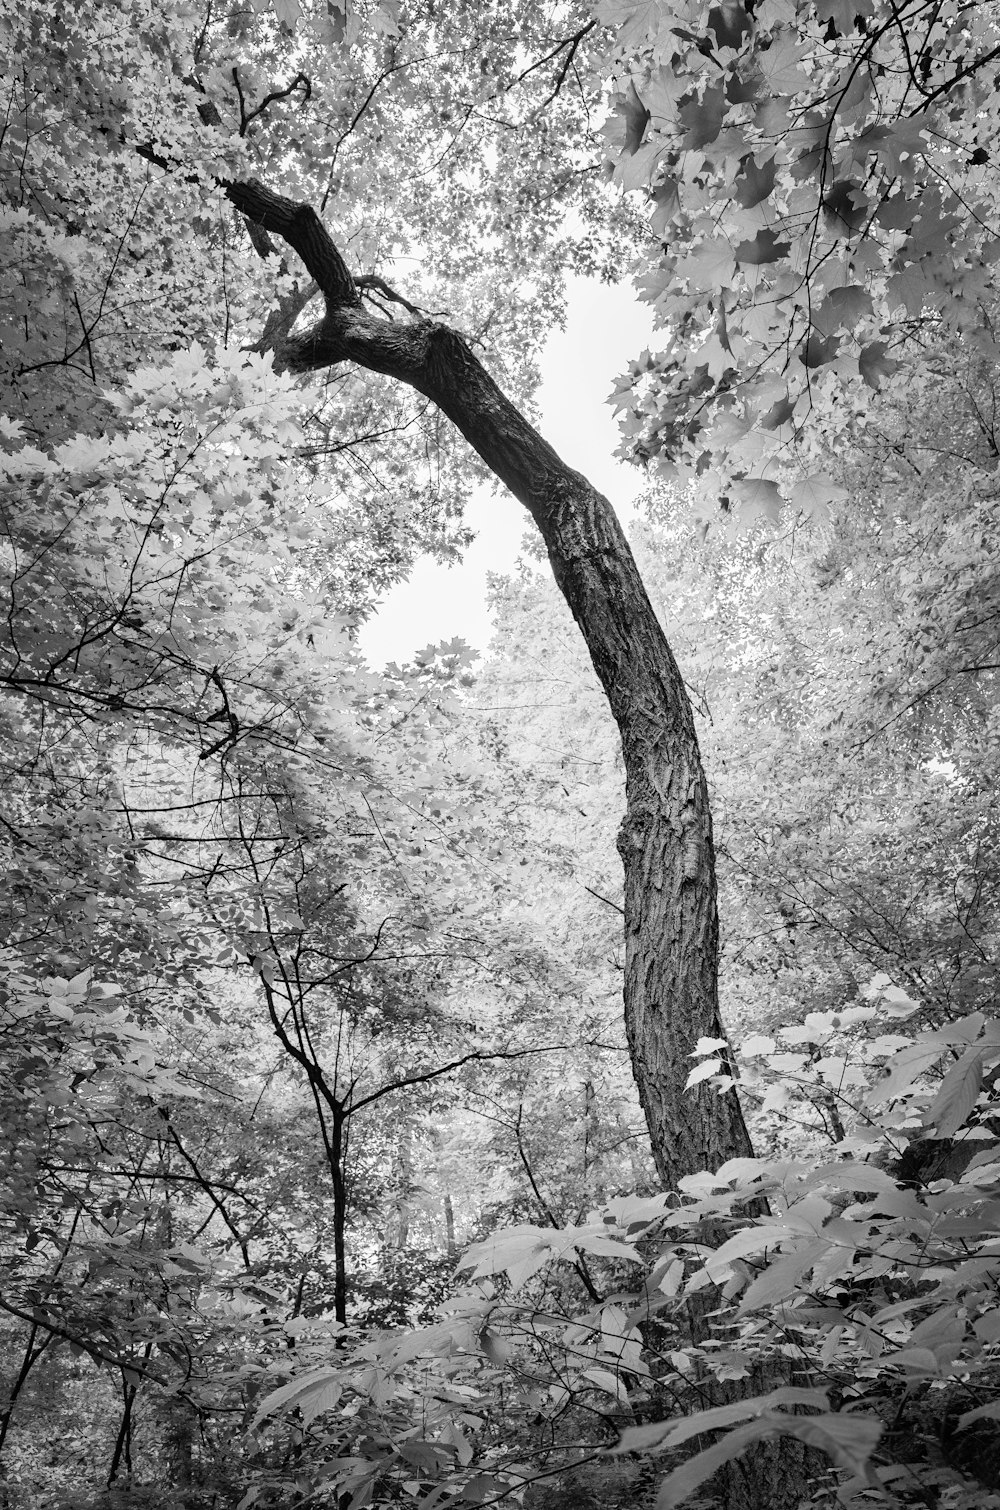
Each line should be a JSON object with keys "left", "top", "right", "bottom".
{"left": 357, "top": 275, "right": 655, "bottom": 668}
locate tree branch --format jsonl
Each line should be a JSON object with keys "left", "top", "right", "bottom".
{"left": 0, "top": 1295, "right": 168, "bottom": 1386}
{"left": 348, "top": 1045, "right": 568, "bottom": 1115}
{"left": 225, "top": 179, "right": 358, "bottom": 307}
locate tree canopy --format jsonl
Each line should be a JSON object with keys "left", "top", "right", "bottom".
{"left": 602, "top": 0, "right": 1000, "bottom": 518}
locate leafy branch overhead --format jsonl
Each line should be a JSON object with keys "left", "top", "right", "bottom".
{"left": 600, "top": 0, "right": 1000, "bottom": 516}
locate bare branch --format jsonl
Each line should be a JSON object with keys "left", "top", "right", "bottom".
{"left": 348, "top": 1044, "right": 568, "bottom": 1115}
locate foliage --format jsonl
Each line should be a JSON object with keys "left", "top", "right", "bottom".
{"left": 250, "top": 995, "right": 1000, "bottom": 1508}
{"left": 599, "top": 0, "right": 1000, "bottom": 517}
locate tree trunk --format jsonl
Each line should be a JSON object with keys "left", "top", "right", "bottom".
{"left": 330, "top": 1105, "right": 348, "bottom": 1326}
{"left": 226, "top": 178, "right": 755, "bottom": 1192}
{"left": 391, "top": 1121, "right": 413, "bottom": 1255}
{"left": 443, "top": 1192, "right": 457, "bottom": 1262}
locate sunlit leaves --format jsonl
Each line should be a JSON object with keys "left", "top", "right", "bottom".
{"left": 730, "top": 476, "right": 782, "bottom": 522}
{"left": 459, "top": 1220, "right": 641, "bottom": 1290}
{"left": 787, "top": 471, "right": 847, "bottom": 514}
{"left": 599, "top": 0, "right": 1000, "bottom": 515}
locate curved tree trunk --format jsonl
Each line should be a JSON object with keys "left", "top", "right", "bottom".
{"left": 226, "top": 178, "right": 754, "bottom": 1193}
{"left": 221, "top": 181, "right": 816, "bottom": 1510}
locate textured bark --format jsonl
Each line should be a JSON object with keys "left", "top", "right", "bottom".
{"left": 227, "top": 177, "right": 755, "bottom": 1191}
{"left": 331, "top": 1108, "right": 348, "bottom": 1325}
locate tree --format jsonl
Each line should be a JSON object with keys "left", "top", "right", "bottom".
{"left": 246, "top": 340, "right": 1000, "bottom": 1508}
{"left": 219, "top": 176, "right": 756, "bottom": 1198}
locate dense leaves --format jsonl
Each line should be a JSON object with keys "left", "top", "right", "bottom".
{"left": 600, "top": 0, "right": 1000, "bottom": 516}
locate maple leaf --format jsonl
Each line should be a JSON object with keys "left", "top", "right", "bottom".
{"left": 789, "top": 473, "right": 848, "bottom": 516}
{"left": 735, "top": 155, "right": 777, "bottom": 209}
{"left": 837, "top": 63, "right": 873, "bottom": 124}
{"left": 755, "top": 36, "right": 812, "bottom": 95}
{"left": 874, "top": 194, "right": 912, "bottom": 231}
{"left": 734, "top": 228, "right": 790, "bottom": 265}
{"left": 621, "top": 81, "right": 650, "bottom": 154}
{"left": 815, "top": 0, "right": 876, "bottom": 31}
{"left": 597, "top": 0, "right": 661, "bottom": 48}
{"left": 886, "top": 265, "right": 931, "bottom": 317}
{"left": 678, "top": 239, "right": 737, "bottom": 291}
{"left": 650, "top": 173, "right": 680, "bottom": 234}
{"left": 760, "top": 393, "right": 795, "bottom": 429}
{"left": 323, "top": 0, "right": 346, "bottom": 43}
{"left": 858, "top": 341, "right": 900, "bottom": 390}
{"left": 799, "top": 332, "right": 839, "bottom": 368}
{"left": 870, "top": 117, "right": 930, "bottom": 177}
{"left": 813, "top": 285, "right": 873, "bottom": 335}
{"left": 269, "top": 0, "right": 302, "bottom": 26}
{"left": 678, "top": 86, "right": 726, "bottom": 150}
{"left": 822, "top": 179, "right": 868, "bottom": 234}
{"left": 727, "top": 69, "right": 762, "bottom": 106}
{"left": 615, "top": 137, "right": 664, "bottom": 193}
{"left": 753, "top": 96, "right": 792, "bottom": 134}
{"left": 731, "top": 477, "right": 782, "bottom": 522}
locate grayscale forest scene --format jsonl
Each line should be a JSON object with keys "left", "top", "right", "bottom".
{"left": 3, "top": 2, "right": 1000, "bottom": 1507}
